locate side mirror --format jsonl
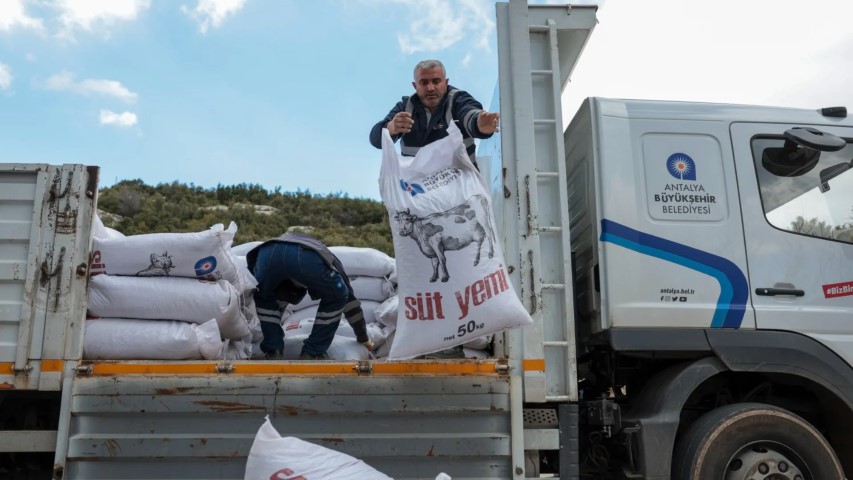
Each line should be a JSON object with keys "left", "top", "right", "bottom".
{"left": 761, "top": 127, "right": 846, "bottom": 177}
{"left": 785, "top": 127, "right": 846, "bottom": 152}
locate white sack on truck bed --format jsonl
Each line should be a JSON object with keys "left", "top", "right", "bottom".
{"left": 290, "top": 276, "right": 394, "bottom": 310}
{"left": 87, "top": 275, "right": 250, "bottom": 340}
{"left": 91, "top": 222, "right": 250, "bottom": 291}
{"left": 284, "top": 318, "right": 392, "bottom": 349}
{"left": 380, "top": 123, "right": 533, "bottom": 359}
{"left": 279, "top": 334, "right": 370, "bottom": 361}
{"left": 285, "top": 299, "right": 383, "bottom": 325}
{"left": 328, "top": 245, "right": 395, "bottom": 278}
{"left": 83, "top": 318, "right": 223, "bottom": 360}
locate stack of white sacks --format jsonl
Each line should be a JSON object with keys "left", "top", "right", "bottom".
{"left": 83, "top": 216, "right": 262, "bottom": 361}
{"left": 84, "top": 216, "right": 493, "bottom": 361}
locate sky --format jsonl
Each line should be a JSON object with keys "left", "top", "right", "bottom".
{"left": 2, "top": 0, "right": 853, "bottom": 201}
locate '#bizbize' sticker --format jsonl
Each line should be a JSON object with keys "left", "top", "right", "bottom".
{"left": 823, "top": 281, "right": 853, "bottom": 299}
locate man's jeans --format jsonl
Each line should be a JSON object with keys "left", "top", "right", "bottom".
{"left": 252, "top": 242, "right": 349, "bottom": 356}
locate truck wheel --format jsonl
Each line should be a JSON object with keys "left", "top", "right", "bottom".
{"left": 672, "top": 402, "right": 844, "bottom": 480}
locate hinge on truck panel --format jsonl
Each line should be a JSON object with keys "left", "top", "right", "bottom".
{"left": 12, "top": 364, "right": 33, "bottom": 374}
{"left": 74, "top": 364, "right": 93, "bottom": 376}
{"left": 216, "top": 363, "right": 234, "bottom": 374}
{"left": 353, "top": 361, "right": 372, "bottom": 375}
{"left": 496, "top": 360, "right": 511, "bottom": 375}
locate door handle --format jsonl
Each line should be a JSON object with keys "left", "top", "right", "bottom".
{"left": 755, "top": 288, "right": 805, "bottom": 297}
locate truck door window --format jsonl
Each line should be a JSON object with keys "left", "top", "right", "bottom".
{"left": 751, "top": 136, "right": 853, "bottom": 244}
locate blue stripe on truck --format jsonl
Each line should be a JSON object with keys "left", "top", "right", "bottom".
{"left": 600, "top": 219, "right": 748, "bottom": 328}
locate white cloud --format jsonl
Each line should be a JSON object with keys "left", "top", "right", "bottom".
{"left": 100, "top": 109, "right": 138, "bottom": 127}
{"left": 54, "top": 0, "right": 151, "bottom": 40}
{"left": 0, "top": 0, "right": 45, "bottom": 32}
{"left": 182, "top": 0, "right": 247, "bottom": 34}
{"left": 363, "top": 0, "right": 493, "bottom": 55}
{"left": 0, "top": 63, "right": 12, "bottom": 89}
{"left": 45, "top": 71, "right": 138, "bottom": 103}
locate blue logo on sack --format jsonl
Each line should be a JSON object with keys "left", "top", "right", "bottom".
{"left": 667, "top": 153, "right": 697, "bottom": 181}
{"left": 194, "top": 256, "right": 217, "bottom": 276}
{"left": 400, "top": 179, "right": 425, "bottom": 196}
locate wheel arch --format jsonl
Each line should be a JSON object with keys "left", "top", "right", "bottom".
{"left": 614, "top": 328, "right": 853, "bottom": 479}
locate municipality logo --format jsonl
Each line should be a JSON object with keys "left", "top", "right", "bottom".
{"left": 667, "top": 153, "right": 697, "bottom": 181}
{"left": 400, "top": 179, "right": 425, "bottom": 196}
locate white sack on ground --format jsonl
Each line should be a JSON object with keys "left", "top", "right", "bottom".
{"left": 87, "top": 275, "right": 250, "bottom": 340}
{"left": 328, "top": 246, "right": 395, "bottom": 278}
{"left": 91, "top": 222, "right": 244, "bottom": 288}
{"left": 244, "top": 416, "right": 392, "bottom": 480}
{"left": 83, "top": 318, "right": 223, "bottom": 360}
{"left": 380, "top": 123, "right": 533, "bottom": 359}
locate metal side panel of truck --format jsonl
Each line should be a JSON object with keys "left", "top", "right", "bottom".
{"left": 1, "top": 3, "right": 598, "bottom": 479}
{"left": 0, "top": 164, "right": 95, "bottom": 462}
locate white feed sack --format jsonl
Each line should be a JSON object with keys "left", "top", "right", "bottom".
{"left": 91, "top": 222, "right": 249, "bottom": 291}
{"left": 283, "top": 318, "right": 392, "bottom": 349}
{"left": 380, "top": 123, "right": 533, "bottom": 359}
{"left": 244, "top": 417, "right": 392, "bottom": 480}
{"left": 92, "top": 211, "right": 125, "bottom": 240}
{"left": 328, "top": 246, "right": 395, "bottom": 278}
{"left": 87, "top": 275, "right": 250, "bottom": 340}
{"left": 350, "top": 276, "right": 395, "bottom": 302}
{"left": 83, "top": 318, "right": 223, "bottom": 360}
{"left": 279, "top": 334, "right": 370, "bottom": 361}
{"left": 374, "top": 296, "right": 398, "bottom": 330}
{"left": 289, "top": 277, "right": 393, "bottom": 311}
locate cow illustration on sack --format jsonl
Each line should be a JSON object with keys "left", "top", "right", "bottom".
{"left": 136, "top": 251, "right": 174, "bottom": 276}
{"left": 394, "top": 194, "right": 496, "bottom": 282}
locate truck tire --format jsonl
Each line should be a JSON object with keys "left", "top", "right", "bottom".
{"left": 672, "top": 402, "right": 844, "bottom": 480}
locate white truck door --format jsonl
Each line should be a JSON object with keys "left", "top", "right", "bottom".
{"left": 731, "top": 123, "right": 853, "bottom": 367}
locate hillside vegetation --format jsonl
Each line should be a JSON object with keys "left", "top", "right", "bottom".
{"left": 97, "top": 180, "right": 394, "bottom": 255}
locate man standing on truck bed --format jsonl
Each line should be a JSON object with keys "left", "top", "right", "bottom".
{"left": 246, "top": 233, "right": 373, "bottom": 360}
{"left": 369, "top": 59, "right": 500, "bottom": 169}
